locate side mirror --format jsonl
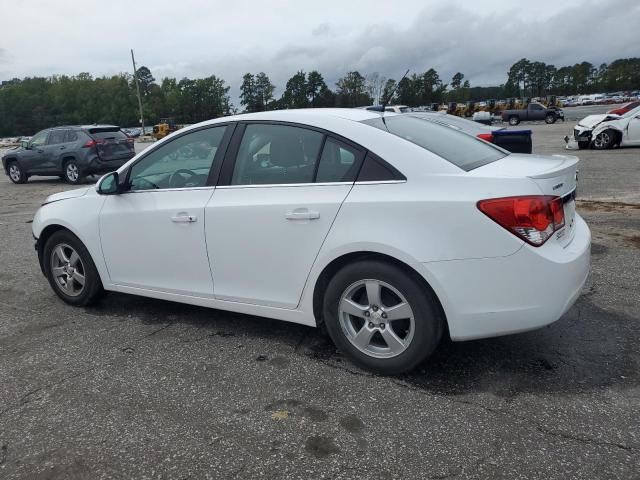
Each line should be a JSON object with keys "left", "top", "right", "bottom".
{"left": 97, "top": 171, "right": 120, "bottom": 195}
{"left": 21, "top": 140, "right": 30, "bottom": 149}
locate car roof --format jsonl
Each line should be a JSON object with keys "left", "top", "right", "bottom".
{"left": 46, "top": 125, "right": 121, "bottom": 130}
{"left": 183, "top": 108, "right": 389, "bottom": 132}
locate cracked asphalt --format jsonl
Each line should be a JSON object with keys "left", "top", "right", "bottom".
{"left": 1, "top": 125, "right": 639, "bottom": 479}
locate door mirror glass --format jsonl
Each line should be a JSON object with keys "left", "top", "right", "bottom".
{"left": 97, "top": 171, "right": 119, "bottom": 195}
{"left": 21, "top": 140, "right": 30, "bottom": 149}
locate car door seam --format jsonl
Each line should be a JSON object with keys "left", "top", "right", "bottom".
{"left": 295, "top": 182, "right": 356, "bottom": 310}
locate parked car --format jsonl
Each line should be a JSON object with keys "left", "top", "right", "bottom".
{"left": 565, "top": 105, "right": 640, "bottom": 150}
{"left": 2, "top": 125, "right": 135, "bottom": 184}
{"left": 607, "top": 101, "right": 640, "bottom": 116}
{"left": 409, "top": 111, "right": 533, "bottom": 153}
{"left": 501, "top": 102, "right": 564, "bottom": 125}
{"left": 32, "top": 109, "right": 589, "bottom": 374}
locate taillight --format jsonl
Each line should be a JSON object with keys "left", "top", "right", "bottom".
{"left": 82, "top": 139, "right": 104, "bottom": 148}
{"left": 477, "top": 195, "right": 565, "bottom": 246}
{"left": 476, "top": 133, "right": 494, "bottom": 142}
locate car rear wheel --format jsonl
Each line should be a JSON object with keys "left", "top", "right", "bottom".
{"left": 545, "top": 114, "right": 556, "bottom": 124}
{"left": 508, "top": 116, "right": 520, "bottom": 126}
{"left": 7, "top": 161, "right": 27, "bottom": 184}
{"left": 63, "top": 160, "right": 84, "bottom": 184}
{"left": 323, "top": 260, "right": 443, "bottom": 374}
{"left": 43, "top": 230, "right": 103, "bottom": 306}
{"left": 592, "top": 130, "right": 615, "bottom": 149}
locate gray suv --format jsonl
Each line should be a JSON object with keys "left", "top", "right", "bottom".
{"left": 2, "top": 125, "right": 135, "bottom": 184}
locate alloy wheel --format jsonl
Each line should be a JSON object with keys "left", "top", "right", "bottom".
{"left": 593, "top": 132, "right": 610, "bottom": 149}
{"left": 50, "top": 243, "right": 86, "bottom": 297}
{"left": 9, "top": 164, "right": 21, "bottom": 182}
{"left": 66, "top": 163, "right": 79, "bottom": 182}
{"left": 338, "top": 279, "right": 415, "bottom": 359}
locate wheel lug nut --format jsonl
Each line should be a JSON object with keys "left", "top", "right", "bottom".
{"left": 364, "top": 311, "right": 370, "bottom": 317}
{"left": 368, "top": 322, "right": 374, "bottom": 328}
{"left": 380, "top": 323, "right": 386, "bottom": 329}
{"left": 381, "top": 312, "right": 387, "bottom": 319}
{"left": 372, "top": 305, "right": 378, "bottom": 311}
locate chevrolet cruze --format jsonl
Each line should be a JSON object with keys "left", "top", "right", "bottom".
{"left": 32, "top": 109, "right": 590, "bottom": 374}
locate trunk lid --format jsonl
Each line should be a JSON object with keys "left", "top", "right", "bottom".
{"left": 471, "top": 153, "right": 579, "bottom": 246}
{"left": 88, "top": 127, "right": 135, "bottom": 161}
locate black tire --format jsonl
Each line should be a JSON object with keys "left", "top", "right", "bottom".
{"left": 7, "top": 160, "right": 27, "bottom": 184}
{"left": 545, "top": 114, "right": 556, "bottom": 124}
{"left": 508, "top": 115, "right": 520, "bottom": 126}
{"left": 43, "top": 230, "right": 103, "bottom": 306}
{"left": 322, "top": 260, "right": 444, "bottom": 374}
{"left": 63, "top": 159, "right": 84, "bottom": 184}
{"left": 592, "top": 129, "right": 616, "bottom": 150}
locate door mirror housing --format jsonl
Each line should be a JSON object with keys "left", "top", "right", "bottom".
{"left": 97, "top": 171, "right": 120, "bottom": 195}
{"left": 21, "top": 140, "right": 30, "bottom": 149}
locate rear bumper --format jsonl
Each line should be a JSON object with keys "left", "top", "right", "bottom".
{"left": 425, "top": 214, "right": 591, "bottom": 341}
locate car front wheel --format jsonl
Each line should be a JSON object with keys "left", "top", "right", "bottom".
{"left": 7, "top": 161, "right": 27, "bottom": 184}
{"left": 323, "top": 260, "right": 444, "bottom": 374}
{"left": 43, "top": 230, "right": 103, "bottom": 306}
{"left": 592, "top": 130, "right": 616, "bottom": 149}
{"left": 545, "top": 114, "right": 556, "bottom": 124}
{"left": 63, "top": 160, "right": 84, "bottom": 184}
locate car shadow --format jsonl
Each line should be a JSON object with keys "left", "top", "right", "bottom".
{"left": 85, "top": 292, "right": 638, "bottom": 398}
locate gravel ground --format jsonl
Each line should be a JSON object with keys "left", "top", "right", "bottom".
{"left": 0, "top": 121, "right": 639, "bottom": 479}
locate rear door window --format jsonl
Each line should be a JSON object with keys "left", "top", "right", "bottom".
{"left": 231, "top": 124, "right": 324, "bottom": 185}
{"left": 65, "top": 130, "right": 78, "bottom": 142}
{"left": 361, "top": 115, "right": 506, "bottom": 171}
{"left": 47, "top": 130, "right": 67, "bottom": 145}
{"left": 315, "top": 138, "right": 360, "bottom": 183}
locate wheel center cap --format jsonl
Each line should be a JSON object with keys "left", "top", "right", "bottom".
{"left": 371, "top": 310, "right": 382, "bottom": 322}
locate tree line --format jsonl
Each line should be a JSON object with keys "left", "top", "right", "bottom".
{"left": 0, "top": 57, "right": 638, "bottom": 136}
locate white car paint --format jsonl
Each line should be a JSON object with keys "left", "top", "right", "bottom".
{"left": 33, "top": 108, "right": 590, "bottom": 343}
{"left": 566, "top": 105, "right": 640, "bottom": 149}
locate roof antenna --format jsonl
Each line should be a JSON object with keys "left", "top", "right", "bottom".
{"left": 381, "top": 69, "right": 410, "bottom": 114}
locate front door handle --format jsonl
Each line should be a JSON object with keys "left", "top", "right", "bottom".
{"left": 171, "top": 213, "right": 197, "bottom": 223}
{"left": 60, "top": 146, "right": 66, "bottom": 150}
{"left": 285, "top": 209, "right": 320, "bottom": 221}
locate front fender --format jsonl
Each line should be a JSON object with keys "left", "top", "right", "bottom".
{"left": 32, "top": 194, "right": 110, "bottom": 287}
{"left": 592, "top": 123, "right": 623, "bottom": 137}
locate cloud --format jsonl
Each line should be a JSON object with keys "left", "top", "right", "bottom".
{"left": 0, "top": 0, "right": 638, "bottom": 105}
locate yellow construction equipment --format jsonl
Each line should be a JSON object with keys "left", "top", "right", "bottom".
{"left": 152, "top": 118, "right": 184, "bottom": 140}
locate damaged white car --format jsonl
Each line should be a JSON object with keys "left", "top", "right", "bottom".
{"left": 565, "top": 105, "right": 640, "bottom": 150}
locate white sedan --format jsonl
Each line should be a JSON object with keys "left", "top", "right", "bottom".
{"left": 565, "top": 104, "right": 640, "bottom": 149}
{"left": 32, "top": 109, "right": 590, "bottom": 374}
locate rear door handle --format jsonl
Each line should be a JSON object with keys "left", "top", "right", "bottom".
{"left": 60, "top": 146, "right": 66, "bottom": 150}
{"left": 171, "top": 213, "right": 197, "bottom": 223}
{"left": 285, "top": 209, "right": 320, "bottom": 221}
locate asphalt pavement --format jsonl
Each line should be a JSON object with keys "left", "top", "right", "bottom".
{"left": 0, "top": 122, "right": 639, "bottom": 479}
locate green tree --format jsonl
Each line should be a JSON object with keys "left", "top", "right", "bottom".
{"left": 335, "top": 71, "right": 371, "bottom": 107}
{"left": 451, "top": 72, "right": 464, "bottom": 90}
{"left": 280, "top": 70, "right": 309, "bottom": 109}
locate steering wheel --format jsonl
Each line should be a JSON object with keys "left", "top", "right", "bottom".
{"left": 168, "top": 168, "right": 198, "bottom": 188}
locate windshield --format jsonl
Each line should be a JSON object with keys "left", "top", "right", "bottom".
{"left": 361, "top": 115, "right": 506, "bottom": 171}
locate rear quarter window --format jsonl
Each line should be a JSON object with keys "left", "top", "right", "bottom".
{"left": 361, "top": 116, "right": 506, "bottom": 171}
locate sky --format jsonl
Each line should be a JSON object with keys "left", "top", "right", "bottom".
{"left": 1, "top": 0, "right": 639, "bottom": 104}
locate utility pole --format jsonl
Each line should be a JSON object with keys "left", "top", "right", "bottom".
{"left": 130, "top": 49, "right": 145, "bottom": 135}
